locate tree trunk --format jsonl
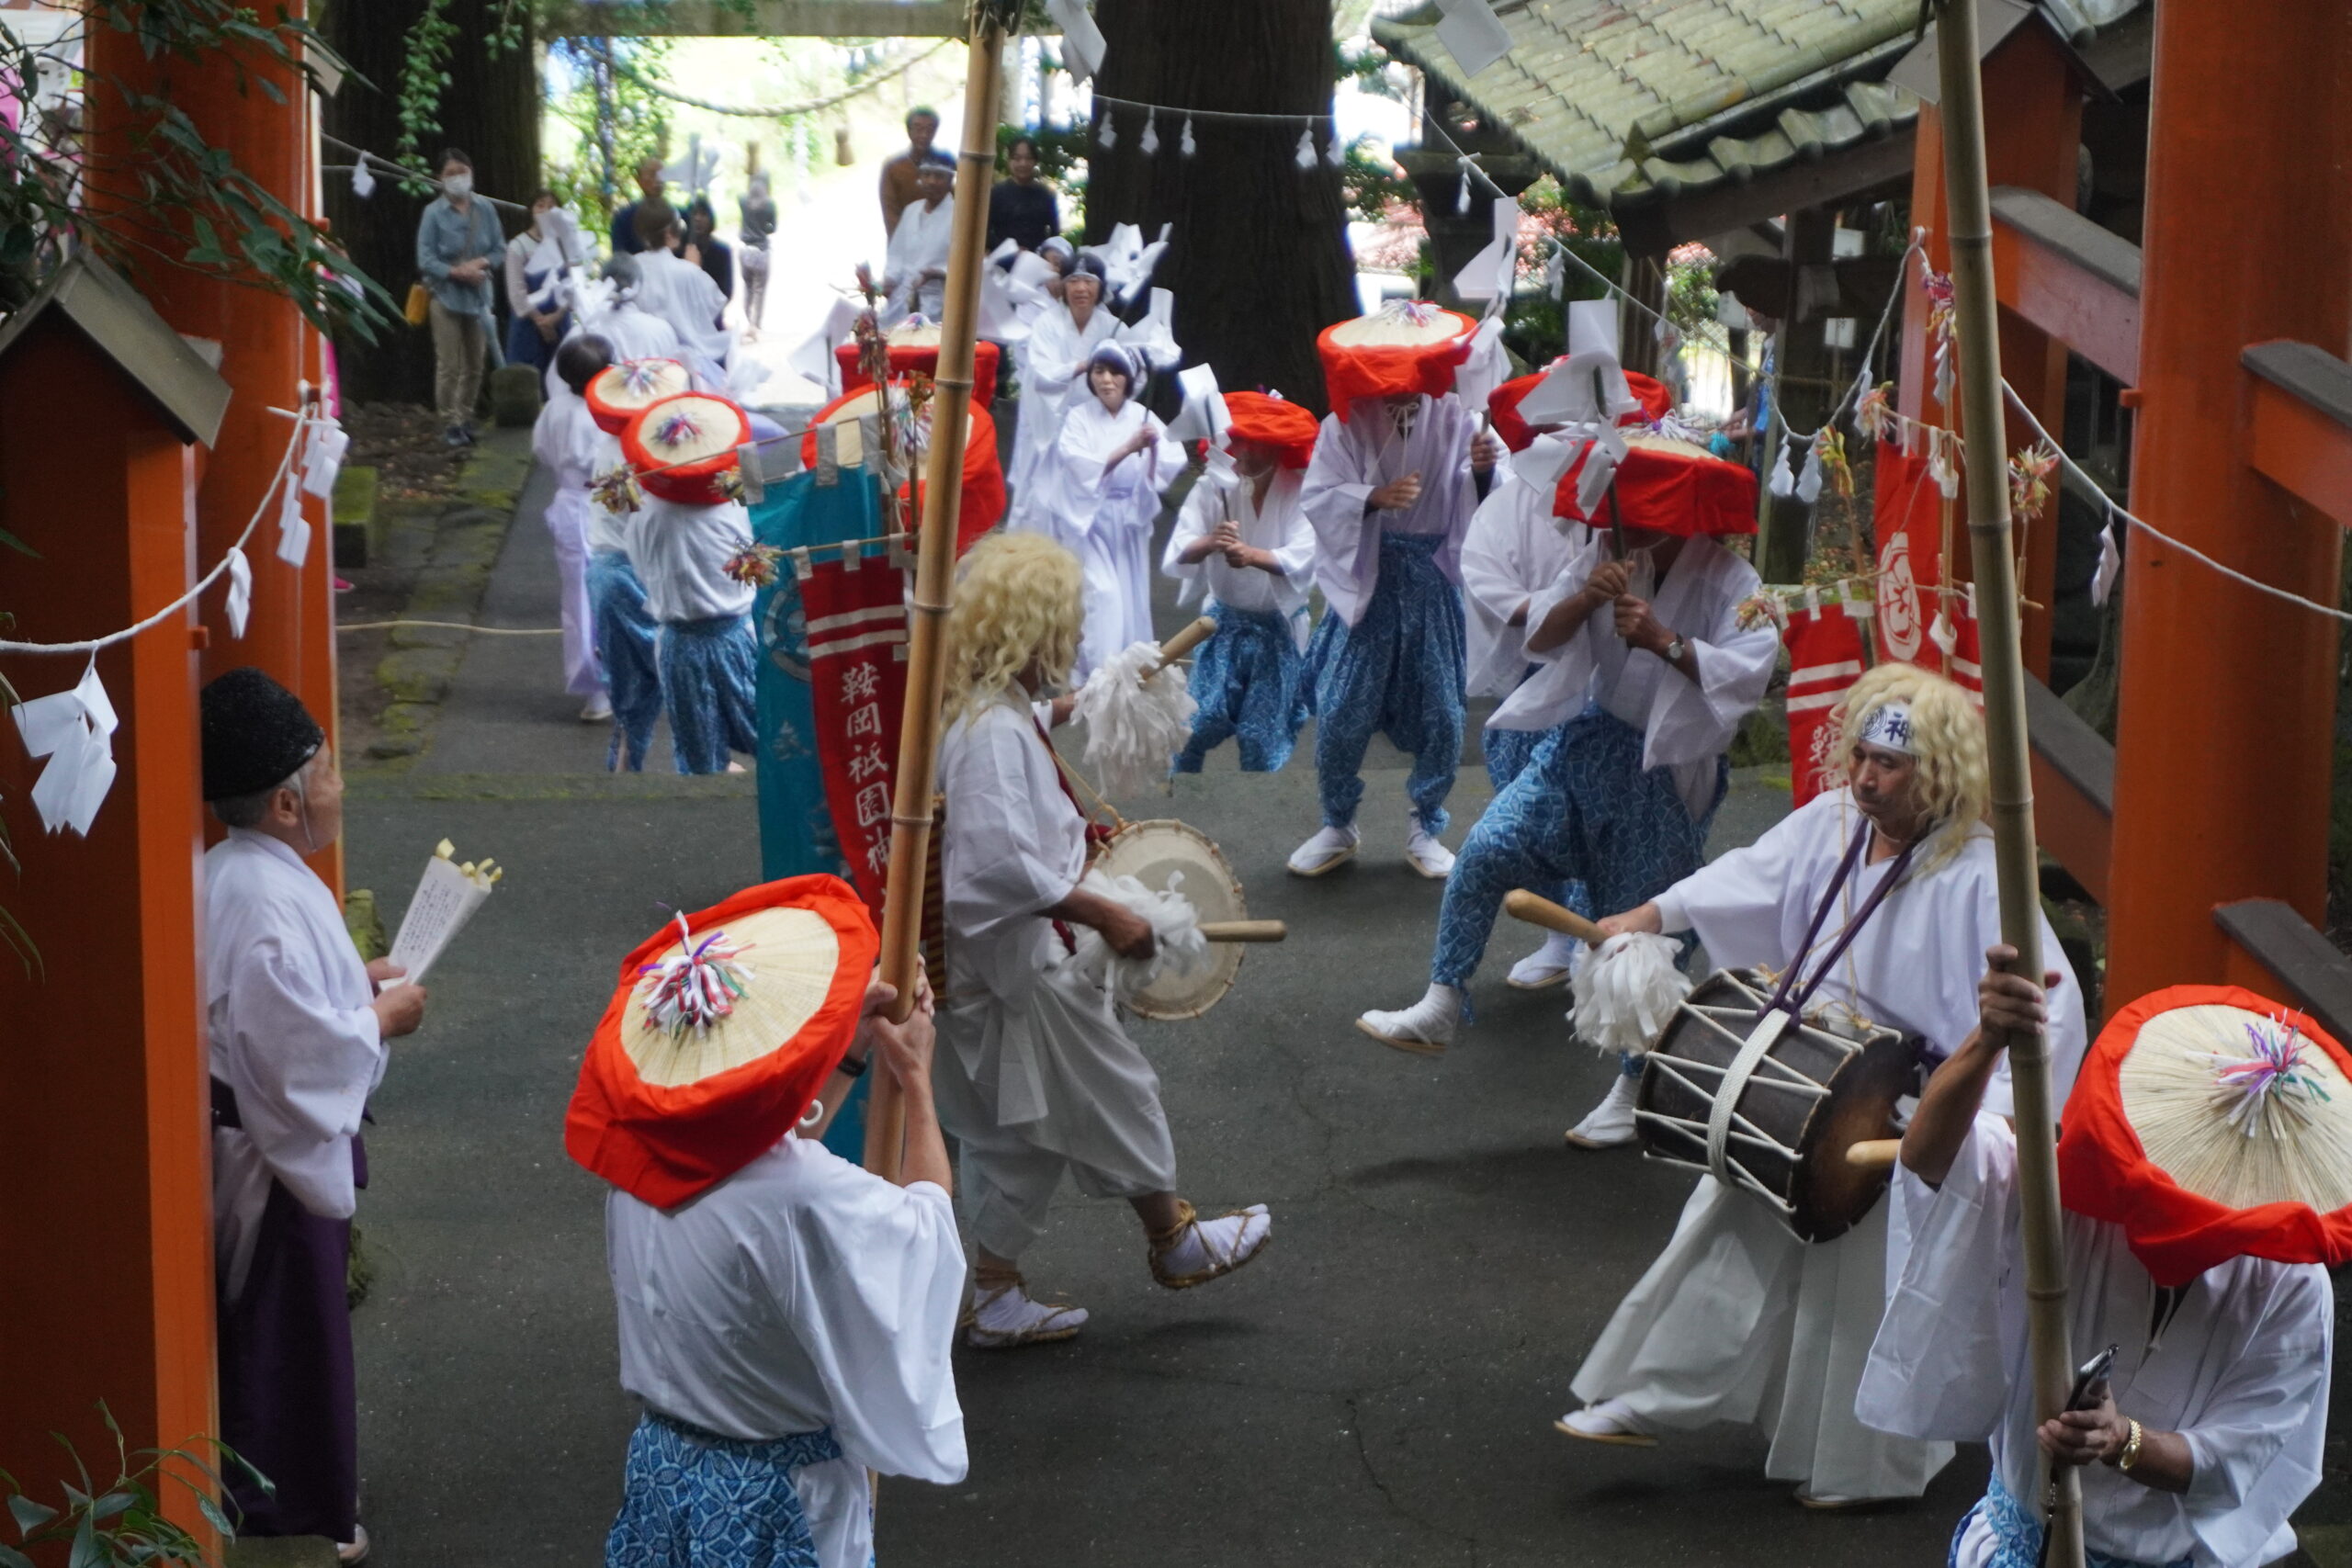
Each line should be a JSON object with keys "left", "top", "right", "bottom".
{"left": 1089, "top": 0, "right": 1355, "bottom": 415}
{"left": 323, "top": 0, "right": 541, "bottom": 406}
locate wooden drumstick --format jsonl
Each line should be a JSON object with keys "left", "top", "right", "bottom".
{"left": 1502, "top": 889, "right": 1608, "bottom": 947}
{"left": 1145, "top": 615, "right": 1218, "bottom": 680}
{"left": 1196, "top": 919, "right": 1285, "bottom": 943}
{"left": 1844, "top": 1138, "right": 1902, "bottom": 1172}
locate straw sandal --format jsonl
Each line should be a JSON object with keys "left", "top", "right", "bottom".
{"left": 962, "top": 1265, "right": 1088, "bottom": 1349}
{"left": 1147, "top": 1200, "right": 1272, "bottom": 1290}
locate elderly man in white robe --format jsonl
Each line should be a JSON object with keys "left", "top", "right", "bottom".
{"left": 201, "top": 668, "right": 427, "bottom": 1563}
{"left": 1861, "top": 968, "right": 2339, "bottom": 1567}
{"left": 1552, "top": 664, "right": 2091, "bottom": 1511}
{"left": 1031, "top": 341, "right": 1183, "bottom": 680}
{"left": 1006, "top": 254, "right": 1116, "bottom": 520}
{"left": 867, "top": 154, "right": 955, "bottom": 321}
{"left": 1357, "top": 509, "right": 1777, "bottom": 1053}
{"left": 933, "top": 532, "right": 1273, "bottom": 1349}
{"left": 1290, "top": 389, "right": 1499, "bottom": 880}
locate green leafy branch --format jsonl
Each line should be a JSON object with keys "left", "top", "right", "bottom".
{"left": 0, "top": 1404, "right": 266, "bottom": 1568}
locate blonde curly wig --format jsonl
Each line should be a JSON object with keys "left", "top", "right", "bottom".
{"left": 943, "top": 531, "right": 1084, "bottom": 726}
{"left": 1832, "top": 661, "right": 1989, "bottom": 869}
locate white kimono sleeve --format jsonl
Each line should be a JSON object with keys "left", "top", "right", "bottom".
{"left": 772, "top": 1157, "right": 969, "bottom": 1483}
{"left": 1458, "top": 487, "right": 1535, "bottom": 697}
{"left": 939, "top": 710, "right": 1079, "bottom": 942}
{"left": 219, "top": 934, "right": 385, "bottom": 1219}
{"left": 1649, "top": 794, "right": 1822, "bottom": 954}
{"left": 1298, "top": 413, "right": 1378, "bottom": 626}
{"left": 2177, "top": 1268, "right": 2330, "bottom": 1566}
{"left": 1162, "top": 479, "right": 1219, "bottom": 606}
{"left": 1642, "top": 559, "right": 1780, "bottom": 772}
{"left": 1856, "top": 1113, "right": 2016, "bottom": 1443}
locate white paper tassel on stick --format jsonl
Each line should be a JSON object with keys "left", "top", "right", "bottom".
{"left": 1569, "top": 931, "right": 1691, "bottom": 1056}
{"left": 1067, "top": 866, "right": 1213, "bottom": 1001}
{"left": 1073, "top": 638, "right": 1197, "bottom": 796}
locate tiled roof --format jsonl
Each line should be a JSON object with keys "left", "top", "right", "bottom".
{"left": 1373, "top": 0, "right": 2137, "bottom": 216}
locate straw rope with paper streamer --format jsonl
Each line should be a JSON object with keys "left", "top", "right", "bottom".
{"left": 633, "top": 912, "right": 756, "bottom": 1040}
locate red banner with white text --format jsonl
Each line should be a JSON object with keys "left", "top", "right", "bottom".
{"left": 799, "top": 548, "right": 910, "bottom": 909}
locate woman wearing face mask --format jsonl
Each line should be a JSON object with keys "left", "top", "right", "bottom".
{"left": 502, "top": 189, "right": 570, "bottom": 376}
{"left": 1030, "top": 342, "right": 1183, "bottom": 680}
{"left": 1005, "top": 253, "right": 1116, "bottom": 527}
{"left": 415, "top": 148, "right": 507, "bottom": 447}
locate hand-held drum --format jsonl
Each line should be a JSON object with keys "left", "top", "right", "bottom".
{"left": 1635, "top": 968, "right": 1920, "bottom": 1242}
{"left": 1087, "top": 819, "right": 1251, "bottom": 1022}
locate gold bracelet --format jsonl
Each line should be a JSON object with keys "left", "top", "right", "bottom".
{"left": 2115, "top": 1417, "right": 2144, "bottom": 1474}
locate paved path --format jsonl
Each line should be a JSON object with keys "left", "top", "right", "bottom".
{"left": 344, "top": 468, "right": 2021, "bottom": 1566}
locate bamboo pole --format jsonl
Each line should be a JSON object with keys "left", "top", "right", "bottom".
{"left": 1931, "top": 5, "right": 2081, "bottom": 1563}
{"left": 866, "top": 9, "right": 1011, "bottom": 1180}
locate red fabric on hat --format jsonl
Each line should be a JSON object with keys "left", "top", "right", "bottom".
{"left": 2058, "top": 984, "right": 2352, "bottom": 1287}
{"left": 801, "top": 384, "right": 1005, "bottom": 552}
{"left": 624, "top": 392, "right": 752, "bottom": 506}
{"left": 1487, "top": 367, "right": 1676, "bottom": 453}
{"left": 565, "top": 875, "right": 880, "bottom": 1210}
{"left": 1316, "top": 306, "right": 1477, "bottom": 418}
{"left": 835, "top": 339, "right": 1001, "bottom": 409}
{"left": 1554, "top": 436, "right": 1758, "bottom": 537}
{"left": 1222, "top": 391, "right": 1320, "bottom": 469}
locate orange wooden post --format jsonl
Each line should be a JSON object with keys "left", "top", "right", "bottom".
{"left": 2104, "top": 0, "right": 2352, "bottom": 1007}
{"left": 0, "top": 266, "right": 232, "bottom": 1539}
{"left": 1889, "top": 28, "right": 2083, "bottom": 678}
{"left": 84, "top": 14, "right": 341, "bottom": 893}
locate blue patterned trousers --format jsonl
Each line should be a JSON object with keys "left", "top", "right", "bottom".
{"left": 1431, "top": 708, "right": 1724, "bottom": 988}
{"left": 1176, "top": 600, "right": 1308, "bottom": 774}
{"left": 590, "top": 550, "right": 663, "bottom": 773}
{"left": 660, "top": 615, "right": 761, "bottom": 775}
{"left": 1482, "top": 719, "right": 1589, "bottom": 922}
{"left": 1952, "top": 1479, "right": 2188, "bottom": 1568}
{"left": 1306, "top": 532, "right": 1466, "bottom": 834}
{"left": 605, "top": 1411, "right": 842, "bottom": 1568}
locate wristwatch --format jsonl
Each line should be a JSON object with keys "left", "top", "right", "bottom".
{"left": 838, "top": 1051, "right": 870, "bottom": 1079}
{"left": 1663, "top": 635, "right": 1688, "bottom": 664}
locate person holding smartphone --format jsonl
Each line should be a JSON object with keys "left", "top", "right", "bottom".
{"left": 1860, "top": 971, "right": 2345, "bottom": 1565}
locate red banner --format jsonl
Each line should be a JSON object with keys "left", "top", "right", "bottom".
{"left": 1784, "top": 600, "right": 1868, "bottom": 808}
{"left": 799, "top": 549, "right": 910, "bottom": 909}
{"left": 1871, "top": 442, "right": 1950, "bottom": 676}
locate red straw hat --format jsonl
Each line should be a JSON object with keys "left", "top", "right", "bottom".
{"left": 2058, "top": 985, "right": 2352, "bottom": 1286}
{"left": 801, "top": 381, "right": 1005, "bottom": 551}
{"left": 1222, "top": 390, "right": 1321, "bottom": 469}
{"left": 1316, "top": 300, "right": 1478, "bottom": 419}
{"left": 624, "top": 391, "right": 754, "bottom": 507}
{"left": 1555, "top": 430, "right": 1758, "bottom": 537}
{"left": 1489, "top": 367, "right": 1675, "bottom": 453}
{"left": 586, "top": 357, "right": 693, "bottom": 435}
{"left": 565, "top": 876, "right": 879, "bottom": 1209}
{"left": 836, "top": 321, "right": 1002, "bottom": 408}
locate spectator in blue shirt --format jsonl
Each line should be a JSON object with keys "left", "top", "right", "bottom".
{"left": 413, "top": 147, "right": 506, "bottom": 446}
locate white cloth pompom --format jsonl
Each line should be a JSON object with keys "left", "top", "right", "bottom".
{"left": 1067, "top": 867, "right": 1212, "bottom": 1002}
{"left": 1569, "top": 932, "right": 1691, "bottom": 1055}
{"left": 1073, "top": 638, "right": 1198, "bottom": 797}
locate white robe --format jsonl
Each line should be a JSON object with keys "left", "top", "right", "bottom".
{"left": 932, "top": 692, "right": 1177, "bottom": 1253}
{"left": 1493, "top": 532, "right": 1780, "bottom": 818}
{"left": 1457, "top": 466, "right": 1584, "bottom": 699}
{"left": 631, "top": 250, "right": 733, "bottom": 380}
{"left": 881, "top": 194, "right": 955, "bottom": 321}
{"left": 606, "top": 1134, "right": 968, "bottom": 1568}
{"left": 1161, "top": 467, "right": 1316, "bottom": 650}
{"left": 1573, "top": 789, "right": 2091, "bottom": 1501}
{"left": 203, "top": 829, "right": 387, "bottom": 1303}
{"left": 1860, "top": 1117, "right": 2329, "bottom": 1568}
{"left": 1007, "top": 302, "right": 1118, "bottom": 513}
{"left": 626, "top": 496, "right": 755, "bottom": 624}
{"left": 1297, "top": 394, "right": 1482, "bottom": 626}
{"left": 1035, "top": 396, "right": 1182, "bottom": 679}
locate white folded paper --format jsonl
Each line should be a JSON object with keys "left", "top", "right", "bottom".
{"left": 385, "top": 839, "right": 501, "bottom": 987}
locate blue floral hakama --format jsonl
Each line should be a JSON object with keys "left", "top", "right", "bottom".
{"left": 604, "top": 1411, "right": 844, "bottom": 1568}
{"left": 1174, "top": 600, "right": 1309, "bottom": 774}
{"left": 1304, "top": 531, "right": 1466, "bottom": 834}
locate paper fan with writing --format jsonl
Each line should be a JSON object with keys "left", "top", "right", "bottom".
{"left": 2058, "top": 984, "right": 2352, "bottom": 1285}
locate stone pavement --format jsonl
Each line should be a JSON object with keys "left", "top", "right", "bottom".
{"left": 334, "top": 457, "right": 2324, "bottom": 1567}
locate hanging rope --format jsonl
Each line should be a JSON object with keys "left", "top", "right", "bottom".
{"left": 586, "top": 38, "right": 956, "bottom": 120}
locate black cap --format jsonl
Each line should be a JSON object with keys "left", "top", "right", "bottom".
{"left": 200, "top": 668, "right": 324, "bottom": 801}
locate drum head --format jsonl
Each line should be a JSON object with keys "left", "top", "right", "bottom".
{"left": 1789, "top": 1032, "right": 1915, "bottom": 1242}
{"left": 1091, "top": 820, "right": 1245, "bottom": 1021}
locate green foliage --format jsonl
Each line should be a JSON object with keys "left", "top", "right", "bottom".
{"left": 0, "top": 1405, "right": 262, "bottom": 1568}
{"left": 0, "top": 4, "right": 398, "bottom": 338}
{"left": 545, "top": 38, "right": 676, "bottom": 235}
{"left": 1340, "top": 135, "right": 1411, "bottom": 227}
{"left": 1665, "top": 250, "right": 1720, "bottom": 342}
{"left": 394, "top": 0, "right": 462, "bottom": 191}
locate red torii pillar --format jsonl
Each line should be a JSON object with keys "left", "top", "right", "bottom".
{"left": 2104, "top": 1, "right": 2351, "bottom": 1006}
{"left": 85, "top": 14, "right": 342, "bottom": 893}
{"left": 1888, "top": 20, "right": 2084, "bottom": 680}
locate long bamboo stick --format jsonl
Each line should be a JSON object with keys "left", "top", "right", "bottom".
{"left": 866, "top": 13, "right": 1010, "bottom": 1181}
{"left": 1931, "top": 5, "right": 2081, "bottom": 1563}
